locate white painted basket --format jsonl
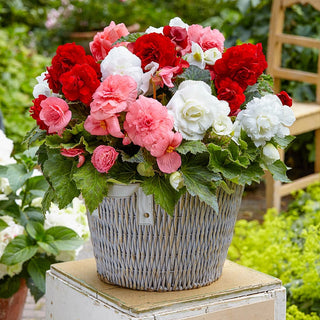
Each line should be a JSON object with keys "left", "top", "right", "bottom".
{"left": 87, "top": 182, "right": 244, "bottom": 291}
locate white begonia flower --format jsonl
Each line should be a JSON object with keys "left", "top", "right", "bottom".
{"left": 101, "top": 46, "right": 155, "bottom": 95}
{"left": 145, "top": 17, "right": 188, "bottom": 34}
{"left": 185, "top": 42, "right": 205, "bottom": 69}
{"left": 0, "top": 130, "right": 16, "bottom": 165}
{"left": 169, "top": 171, "right": 184, "bottom": 190}
{"left": 169, "top": 17, "right": 189, "bottom": 30}
{"left": 231, "top": 120, "right": 242, "bottom": 144}
{"left": 0, "top": 216, "right": 24, "bottom": 279}
{"left": 167, "top": 80, "right": 231, "bottom": 140}
{"left": 262, "top": 143, "right": 280, "bottom": 164}
{"left": 204, "top": 47, "right": 222, "bottom": 65}
{"left": 237, "top": 95, "right": 295, "bottom": 147}
{"left": 145, "top": 26, "right": 164, "bottom": 34}
{"left": 33, "top": 71, "right": 52, "bottom": 98}
{"left": 211, "top": 102, "right": 234, "bottom": 136}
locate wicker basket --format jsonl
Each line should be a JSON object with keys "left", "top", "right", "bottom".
{"left": 87, "top": 182, "right": 244, "bottom": 291}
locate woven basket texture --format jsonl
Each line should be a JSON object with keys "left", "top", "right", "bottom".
{"left": 87, "top": 183, "right": 244, "bottom": 291}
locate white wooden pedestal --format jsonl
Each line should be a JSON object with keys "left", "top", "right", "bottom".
{"left": 46, "top": 258, "right": 286, "bottom": 320}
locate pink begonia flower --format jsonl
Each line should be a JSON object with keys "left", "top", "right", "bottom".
{"left": 123, "top": 96, "right": 174, "bottom": 149}
{"left": 84, "top": 115, "right": 124, "bottom": 138}
{"left": 39, "top": 96, "right": 72, "bottom": 135}
{"left": 60, "top": 148, "right": 85, "bottom": 168}
{"left": 90, "top": 21, "right": 129, "bottom": 61}
{"left": 91, "top": 145, "right": 118, "bottom": 173}
{"left": 90, "top": 74, "right": 137, "bottom": 121}
{"left": 187, "top": 24, "right": 225, "bottom": 53}
{"left": 154, "top": 132, "right": 182, "bottom": 174}
{"left": 158, "top": 66, "right": 181, "bottom": 88}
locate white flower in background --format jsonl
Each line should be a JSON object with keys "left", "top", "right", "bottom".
{"left": 0, "top": 216, "right": 24, "bottom": 279}
{"left": 169, "top": 17, "right": 189, "bottom": 29}
{"left": 44, "top": 197, "right": 90, "bottom": 261}
{"left": 185, "top": 42, "right": 205, "bottom": 69}
{"left": 167, "top": 80, "right": 231, "bottom": 140}
{"left": 211, "top": 102, "right": 234, "bottom": 136}
{"left": 33, "top": 72, "right": 52, "bottom": 98}
{"left": 31, "top": 197, "right": 43, "bottom": 208}
{"left": 44, "top": 198, "right": 89, "bottom": 240}
{"left": 203, "top": 47, "right": 222, "bottom": 65}
{"left": 262, "top": 143, "right": 280, "bottom": 164}
{"left": 237, "top": 95, "right": 295, "bottom": 147}
{"left": 101, "top": 46, "right": 154, "bottom": 94}
{"left": 0, "top": 178, "right": 12, "bottom": 201}
{"left": 169, "top": 171, "right": 184, "bottom": 190}
{"left": 0, "top": 130, "right": 16, "bottom": 165}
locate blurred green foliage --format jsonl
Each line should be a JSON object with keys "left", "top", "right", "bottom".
{"left": 0, "top": 26, "right": 50, "bottom": 153}
{"left": 229, "top": 182, "right": 320, "bottom": 318}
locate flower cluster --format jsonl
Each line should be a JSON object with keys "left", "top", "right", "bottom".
{"left": 0, "top": 130, "right": 89, "bottom": 300}
{"left": 27, "top": 17, "right": 295, "bottom": 214}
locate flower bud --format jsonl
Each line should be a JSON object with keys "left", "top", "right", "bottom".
{"left": 169, "top": 171, "right": 184, "bottom": 190}
{"left": 262, "top": 143, "right": 280, "bottom": 164}
{"left": 137, "top": 162, "right": 155, "bottom": 177}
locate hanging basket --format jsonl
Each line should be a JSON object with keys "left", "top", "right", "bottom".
{"left": 87, "top": 182, "right": 244, "bottom": 291}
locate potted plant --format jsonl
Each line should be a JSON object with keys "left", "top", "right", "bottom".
{"left": 26, "top": 17, "right": 295, "bottom": 291}
{"left": 0, "top": 129, "right": 89, "bottom": 319}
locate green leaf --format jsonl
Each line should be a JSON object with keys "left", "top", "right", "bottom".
{"left": 38, "top": 241, "right": 59, "bottom": 256}
{"left": 141, "top": 175, "right": 180, "bottom": 215}
{"left": 27, "top": 257, "right": 52, "bottom": 293}
{"left": 265, "top": 160, "right": 291, "bottom": 183}
{"left": 26, "top": 221, "right": 45, "bottom": 241}
{"left": 36, "top": 143, "right": 49, "bottom": 169}
{"left": 73, "top": 161, "right": 109, "bottom": 213}
{"left": 3, "top": 163, "right": 33, "bottom": 192}
{"left": 121, "top": 149, "right": 144, "bottom": 163}
{"left": 42, "top": 186, "right": 56, "bottom": 214}
{"left": 272, "top": 135, "right": 295, "bottom": 149}
{"left": 176, "top": 140, "right": 208, "bottom": 155}
{"left": 45, "top": 226, "right": 83, "bottom": 251}
{"left": 207, "top": 143, "right": 264, "bottom": 185}
{"left": 23, "top": 126, "right": 46, "bottom": 148}
{"left": 113, "top": 32, "right": 145, "bottom": 45}
{"left": 243, "top": 83, "right": 261, "bottom": 105}
{"left": 37, "top": 233, "right": 59, "bottom": 255}
{"left": 0, "top": 275, "right": 21, "bottom": 299}
{"left": 180, "top": 153, "right": 220, "bottom": 212}
{"left": 45, "top": 123, "right": 88, "bottom": 149}
{"left": 24, "top": 207, "right": 44, "bottom": 223}
{"left": 42, "top": 151, "right": 80, "bottom": 209}
{"left": 0, "top": 235, "right": 38, "bottom": 265}
{"left": 107, "top": 161, "right": 140, "bottom": 184}
{"left": 0, "top": 218, "right": 9, "bottom": 232}
{"left": 27, "top": 277, "right": 45, "bottom": 303}
{"left": 177, "top": 65, "right": 211, "bottom": 85}
{"left": 257, "top": 74, "right": 274, "bottom": 95}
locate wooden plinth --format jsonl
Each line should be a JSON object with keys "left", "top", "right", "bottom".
{"left": 46, "top": 258, "right": 286, "bottom": 320}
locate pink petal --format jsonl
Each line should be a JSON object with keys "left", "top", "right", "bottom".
{"left": 105, "top": 116, "right": 124, "bottom": 138}
{"left": 77, "top": 154, "right": 86, "bottom": 168}
{"left": 157, "top": 151, "right": 181, "bottom": 174}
